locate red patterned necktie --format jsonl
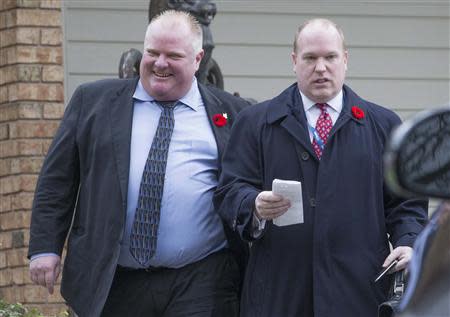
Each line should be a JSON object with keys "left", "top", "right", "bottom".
{"left": 312, "top": 103, "right": 332, "bottom": 159}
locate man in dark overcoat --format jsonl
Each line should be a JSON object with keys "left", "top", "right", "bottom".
{"left": 214, "top": 18, "right": 428, "bottom": 317}
{"left": 28, "top": 10, "right": 248, "bottom": 317}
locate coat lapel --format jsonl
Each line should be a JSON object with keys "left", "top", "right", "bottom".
{"left": 109, "top": 78, "right": 138, "bottom": 207}
{"left": 267, "top": 85, "right": 317, "bottom": 159}
{"left": 198, "top": 84, "right": 230, "bottom": 162}
{"left": 328, "top": 85, "right": 365, "bottom": 138}
{"left": 280, "top": 116, "right": 317, "bottom": 159}
{"left": 267, "top": 85, "right": 367, "bottom": 162}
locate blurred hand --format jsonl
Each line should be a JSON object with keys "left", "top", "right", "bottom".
{"left": 255, "top": 191, "right": 291, "bottom": 221}
{"left": 383, "top": 246, "right": 413, "bottom": 272}
{"left": 29, "top": 255, "right": 61, "bottom": 294}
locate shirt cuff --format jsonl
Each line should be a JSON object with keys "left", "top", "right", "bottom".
{"left": 30, "top": 253, "right": 59, "bottom": 262}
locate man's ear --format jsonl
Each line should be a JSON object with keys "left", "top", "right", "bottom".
{"left": 291, "top": 52, "right": 298, "bottom": 72}
{"left": 344, "top": 50, "right": 348, "bottom": 71}
{"left": 195, "top": 49, "right": 205, "bottom": 69}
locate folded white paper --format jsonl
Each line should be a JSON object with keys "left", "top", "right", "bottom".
{"left": 272, "top": 179, "right": 304, "bottom": 226}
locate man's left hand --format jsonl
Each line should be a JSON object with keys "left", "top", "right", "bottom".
{"left": 382, "top": 246, "right": 413, "bottom": 272}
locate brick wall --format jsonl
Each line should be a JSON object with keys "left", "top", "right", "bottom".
{"left": 0, "top": 0, "right": 66, "bottom": 315}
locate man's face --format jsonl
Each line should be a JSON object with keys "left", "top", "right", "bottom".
{"left": 292, "top": 23, "right": 348, "bottom": 103}
{"left": 140, "top": 21, "right": 203, "bottom": 101}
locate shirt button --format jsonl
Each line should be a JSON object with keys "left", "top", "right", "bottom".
{"left": 301, "top": 152, "right": 310, "bottom": 161}
{"left": 310, "top": 198, "right": 316, "bottom": 207}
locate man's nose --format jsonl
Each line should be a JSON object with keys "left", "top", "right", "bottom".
{"left": 154, "top": 55, "right": 168, "bottom": 67}
{"left": 314, "top": 58, "right": 326, "bottom": 72}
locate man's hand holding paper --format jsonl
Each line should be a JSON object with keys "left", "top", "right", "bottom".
{"left": 254, "top": 191, "right": 291, "bottom": 221}
{"left": 271, "top": 179, "right": 304, "bottom": 226}
{"left": 254, "top": 179, "right": 304, "bottom": 227}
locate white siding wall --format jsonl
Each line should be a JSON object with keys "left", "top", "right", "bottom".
{"left": 63, "top": 0, "right": 450, "bottom": 119}
{"left": 63, "top": 1, "right": 148, "bottom": 98}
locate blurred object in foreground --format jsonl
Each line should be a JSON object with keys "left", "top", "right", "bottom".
{"left": 384, "top": 107, "right": 450, "bottom": 317}
{"left": 385, "top": 107, "right": 450, "bottom": 199}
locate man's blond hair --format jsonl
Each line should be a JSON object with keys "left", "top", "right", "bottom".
{"left": 148, "top": 10, "right": 203, "bottom": 54}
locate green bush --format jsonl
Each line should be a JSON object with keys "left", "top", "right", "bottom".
{"left": 0, "top": 299, "right": 68, "bottom": 317}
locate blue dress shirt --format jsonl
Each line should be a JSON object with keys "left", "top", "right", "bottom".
{"left": 117, "top": 78, "right": 227, "bottom": 268}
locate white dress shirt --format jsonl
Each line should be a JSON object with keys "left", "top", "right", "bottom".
{"left": 300, "top": 90, "right": 343, "bottom": 141}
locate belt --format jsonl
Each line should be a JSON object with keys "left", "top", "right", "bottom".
{"left": 116, "top": 265, "right": 169, "bottom": 273}
{"left": 116, "top": 249, "right": 230, "bottom": 273}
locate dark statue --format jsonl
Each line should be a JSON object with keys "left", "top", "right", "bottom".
{"left": 118, "top": 48, "right": 143, "bottom": 79}
{"left": 119, "top": 0, "right": 224, "bottom": 90}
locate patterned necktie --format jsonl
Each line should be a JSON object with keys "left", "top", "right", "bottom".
{"left": 312, "top": 103, "right": 332, "bottom": 159}
{"left": 130, "top": 101, "right": 176, "bottom": 265}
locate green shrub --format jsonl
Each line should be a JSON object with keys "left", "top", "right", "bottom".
{"left": 0, "top": 299, "right": 68, "bottom": 317}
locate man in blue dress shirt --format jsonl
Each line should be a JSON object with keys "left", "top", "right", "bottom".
{"left": 28, "top": 10, "right": 248, "bottom": 317}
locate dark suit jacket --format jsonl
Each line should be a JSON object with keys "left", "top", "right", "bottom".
{"left": 214, "top": 83, "right": 428, "bottom": 317}
{"left": 28, "top": 77, "right": 249, "bottom": 317}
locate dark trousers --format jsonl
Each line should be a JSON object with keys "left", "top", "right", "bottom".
{"left": 101, "top": 250, "right": 240, "bottom": 317}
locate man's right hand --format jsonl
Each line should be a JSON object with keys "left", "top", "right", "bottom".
{"left": 29, "top": 255, "right": 61, "bottom": 294}
{"left": 255, "top": 191, "right": 291, "bottom": 221}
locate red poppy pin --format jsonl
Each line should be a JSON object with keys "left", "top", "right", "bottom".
{"left": 351, "top": 106, "right": 364, "bottom": 120}
{"left": 213, "top": 113, "right": 228, "bottom": 127}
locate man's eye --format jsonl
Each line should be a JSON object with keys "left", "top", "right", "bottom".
{"left": 169, "top": 54, "right": 183, "bottom": 60}
{"left": 326, "top": 55, "right": 337, "bottom": 60}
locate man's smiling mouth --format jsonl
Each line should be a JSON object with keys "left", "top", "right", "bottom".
{"left": 153, "top": 72, "right": 171, "bottom": 78}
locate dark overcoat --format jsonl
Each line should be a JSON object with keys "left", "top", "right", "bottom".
{"left": 214, "top": 84, "right": 428, "bottom": 317}
{"left": 28, "top": 77, "right": 249, "bottom": 317}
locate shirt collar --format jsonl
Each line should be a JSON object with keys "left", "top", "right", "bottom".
{"left": 299, "top": 89, "right": 343, "bottom": 114}
{"left": 133, "top": 77, "right": 203, "bottom": 111}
